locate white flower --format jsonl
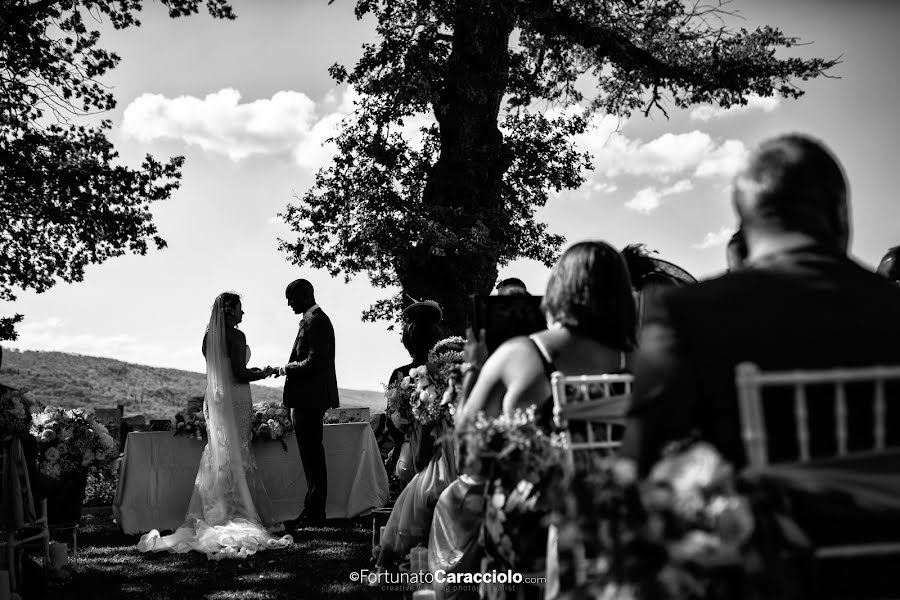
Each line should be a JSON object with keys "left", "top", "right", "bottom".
{"left": 266, "top": 408, "right": 277, "bottom": 416}
{"left": 276, "top": 408, "right": 287, "bottom": 417}
{"left": 416, "top": 365, "right": 428, "bottom": 377}
{"left": 400, "top": 377, "right": 411, "bottom": 390}
{"left": 40, "top": 429, "right": 56, "bottom": 442}
{"left": 95, "top": 449, "right": 106, "bottom": 461}
{"left": 44, "top": 447, "right": 61, "bottom": 463}
{"left": 267, "top": 419, "right": 276, "bottom": 428}
{"left": 41, "top": 463, "right": 61, "bottom": 478}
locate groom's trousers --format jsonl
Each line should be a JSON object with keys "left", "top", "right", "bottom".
{"left": 292, "top": 407, "right": 327, "bottom": 519}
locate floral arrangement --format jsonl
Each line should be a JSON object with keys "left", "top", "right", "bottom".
{"left": 252, "top": 401, "right": 293, "bottom": 451}
{"left": 554, "top": 442, "right": 758, "bottom": 600}
{"left": 0, "top": 387, "right": 40, "bottom": 436}
{"left": 30, "top": 407, "right": 118, "bottom": 479}
{"left": 384, "top": 378, "right": 415, "bottom": 430}
{"left": 406, "top": 336, "right": 465, "bottom": 426}
{"left": 459, "top": 407, "right": 569, "bottom": 575}
{"left": 174, "top": 410, "right": 208, "bottom": 441}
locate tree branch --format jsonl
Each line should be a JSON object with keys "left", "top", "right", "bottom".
{"left": 525, "top": 0, "right": 676, "bottom": 78}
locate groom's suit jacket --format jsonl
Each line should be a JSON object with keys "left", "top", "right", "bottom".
{"left": 283, "top": 306, "right": 340, "bottom": 413}
{"left": 623, "top": 245, "right": 900, "bottom": 474}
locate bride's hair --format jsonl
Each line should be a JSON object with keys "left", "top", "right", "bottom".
{"left": 217, "top": 292, "right": 241, "bottom": 314}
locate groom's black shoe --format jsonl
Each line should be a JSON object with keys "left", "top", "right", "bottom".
{"left": 298, "top": 510, "right": 327, "bottom": 525}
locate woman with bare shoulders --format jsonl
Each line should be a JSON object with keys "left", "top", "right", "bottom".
{"left": 138, "top": 292, "right": 293, "bottom": 559}
{"left": 430, "top": 242, "right": 637, "bottom": 599}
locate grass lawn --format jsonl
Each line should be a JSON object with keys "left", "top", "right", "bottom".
{"left": 39, "top": 508, "right": 380, "bottom": 600}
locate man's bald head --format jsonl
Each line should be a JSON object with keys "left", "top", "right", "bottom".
{"left": 733, "top": 134, "right": 850, "bottom": 252}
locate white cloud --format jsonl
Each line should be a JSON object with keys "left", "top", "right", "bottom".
{"left": 122, "top": 87, "right": 365, "bottom": 169}
{"left": 592, "top": 182, "right": 618, "bottom": 194}
{"left": 694, "top": 139, "right": 749, "bottom": 178}
{"left": 625, "top": 178, "right": 693, "bottom": 214}
{"left": 690, "top": 94, "right": 781, "bottom": 121}
{"left": 579, "top": 127, "right": 747, "bottom": 181}
{"left": 694, "top": 226, "right": 736, "bottom": 249}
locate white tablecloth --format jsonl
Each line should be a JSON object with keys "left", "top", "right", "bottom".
{"left": 113, "top": 424, "right": 389, "bottom": 534}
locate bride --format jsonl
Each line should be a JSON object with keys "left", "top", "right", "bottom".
{"left": 138, "top": 292, "right": 293, "bottom": 559}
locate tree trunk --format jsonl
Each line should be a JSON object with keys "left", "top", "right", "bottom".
{"left": 396, "top": 0, "right": 516, "bottom": 336}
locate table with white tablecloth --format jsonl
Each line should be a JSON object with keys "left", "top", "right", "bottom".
{"left": 112, "top": 423, "right": 388, "bottom": 534}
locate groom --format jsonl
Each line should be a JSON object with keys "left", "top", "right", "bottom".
{"left": 279, "top": 279, "right": 339, "bottom": 525}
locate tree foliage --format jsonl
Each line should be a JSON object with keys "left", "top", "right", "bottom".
{"left": 282, "top": 0, "right": 837, "bottom": 334}
{"left": 0, "top": 0, "right": 234, "bottom": 340}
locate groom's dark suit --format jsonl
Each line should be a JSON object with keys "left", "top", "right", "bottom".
{"left": 283, "top": 305, "right": 339, "bottom": 519}
{"left": 623, "top": 246, "right": 900, "bottom": 474}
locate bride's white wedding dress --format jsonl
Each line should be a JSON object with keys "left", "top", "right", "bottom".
{"left": 138, "top": 297, "right": 293, "bottom": 560}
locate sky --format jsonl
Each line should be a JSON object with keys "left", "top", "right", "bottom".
{"left": 3, "top": 0, "right": 899, "bottom": 393}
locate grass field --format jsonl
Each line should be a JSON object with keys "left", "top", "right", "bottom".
{"left": 36, "top": 508, "right": 378, "bottom": 600}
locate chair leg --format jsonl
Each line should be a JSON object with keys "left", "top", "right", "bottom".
{"left": 7, "top": 532, "right": 17, "bottom": 592}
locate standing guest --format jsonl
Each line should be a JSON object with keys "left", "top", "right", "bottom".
{"left": 495, "top": 277, "right": 530, "bottom": 296}
{"left": 877, "top": 246, "right": 900, "bottom": 284}
{"left": 278, "top": 279, "right": 339, "bottom": 526}
{"left": 385, "top": 300, "right": 444, "bottom": 479}
{"left": 726, "top": 229, "right": 749, "bottom": 271}
{"left": 623, "top": 134, "right": 900, "bottom": 474}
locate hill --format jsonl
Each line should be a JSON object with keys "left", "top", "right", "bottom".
{"left": 0, "top": 349, "right": 385, "bottom": 419}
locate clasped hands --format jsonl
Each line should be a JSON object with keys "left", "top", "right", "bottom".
{"left": 250, "top": 366, "right": 284, "bottom": 378}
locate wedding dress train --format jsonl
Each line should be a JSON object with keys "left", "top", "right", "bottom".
{"left": 138, "top": 297, "right": 292, "bottom": 560}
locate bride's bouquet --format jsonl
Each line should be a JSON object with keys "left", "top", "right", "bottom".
{"left": 174, "top": 410, "right": 207, "bottom": 441}
{"left": 31, "top": 407, "right": 118, "bottom": 479}
{"left": 252, "top": 401, "right": 294, "bottom": 451}
{"left": 408, "top": 336, "right": 465, "bottom": 426}
{"left": 0, "top": 387, "right": 40, "bottom": 436}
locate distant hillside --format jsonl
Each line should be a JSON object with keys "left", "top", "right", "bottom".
{"left": 0, "top": 349, "right": 385, "bottom": 419}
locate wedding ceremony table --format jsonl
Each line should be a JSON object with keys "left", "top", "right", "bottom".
{"left": 112, "top": 423, "right": 389, "bottom": 534}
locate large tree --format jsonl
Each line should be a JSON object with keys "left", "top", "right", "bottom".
{"left": 284, "top": 0, "right": 837, "bottom": 335}
{"left": 0, "top": 0, "right": 234, "bottom": 340}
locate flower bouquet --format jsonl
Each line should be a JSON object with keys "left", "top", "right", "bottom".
{"left": 174, "top": 410, "right": 208, "bottom": 441}
{"left": 459, "top": 407, "right": 569, "bottom": 578}
{"left": 252, "top": 401, "right": 293, "bottom": 451}
{"left": 0, "top": 387, "right": 40, "bottom": 437}
{"left": 407, "top": 336, "right": 465, "bottom": 426}
{"left": 30, "top": 407, "right": 118, "bottom": 479}
{"left": 385, "top": 377, "right": 415, "bottom": 431}
{"left": 555, "top": 442, "right": 758, "bottom": 600}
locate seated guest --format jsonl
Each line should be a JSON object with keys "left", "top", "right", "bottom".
{"left": 495, "top": 277, "right": 530, "bottom": 296}
{"left": 385, "top": 301, "right": 444, "bottom": 479}
{"left": 430, "top": 242, "right": 637, "bottom": 599}
{"left": 622, "top": 244, "right": 696, "bottom": 339}
{"left": 726, "top": 229, "right": 749, "bottom": 272}
{"left": 377, "top": 344, "right": 459, "bottom": 572}
{"left": 877, "top": 246, "right": 900, "bottom": 284}
{"left": 623, "top": 134, "right": 900, "bottom": 474}
{"left": 459, "top": 241, "right": 636, "bottom": 426}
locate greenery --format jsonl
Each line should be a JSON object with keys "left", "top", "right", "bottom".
{"left": 0, "top": 0, "right": 235, "bottom": 340}
{"left": 0, "top": 349, "right": 384, "bottom": 419}
{"left": 281, "top": 0, "right": 838, "bottom": 334}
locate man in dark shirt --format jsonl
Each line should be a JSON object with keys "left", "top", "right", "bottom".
{"left": 623, "top": 134, "right": 900, "bottom": 473}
